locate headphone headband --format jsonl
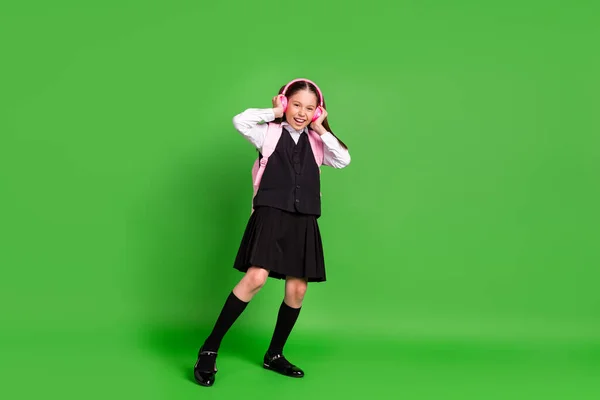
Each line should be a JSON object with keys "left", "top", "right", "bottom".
{"left": 281, "top": 78, "right": 323, "bottom": 106}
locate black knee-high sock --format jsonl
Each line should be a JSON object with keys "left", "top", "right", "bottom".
{"left": 202, "top": 291, "right": 249, "bottom": 352}
{"left": 267, "top": 301, "right": 301, "bottom": 355}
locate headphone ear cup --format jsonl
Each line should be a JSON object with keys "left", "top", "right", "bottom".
{"left": 312, "top": 106, "right": 322, "bottom": 122}
{"left": 279, "top": 95, "right": 288, "bottom": 112}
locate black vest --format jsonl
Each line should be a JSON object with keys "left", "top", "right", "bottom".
{"left": 253, "top": 128, "right": 321, "bottom": 216}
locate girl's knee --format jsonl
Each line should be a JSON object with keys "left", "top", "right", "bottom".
{"left": 246, "top": 267, "right": 269, "bottom": 290}
{"left": 286, "top": 279, "right": 308, "bottom": 302}
{"left": 295, "top": 282, "right": 308, "bottom": 299}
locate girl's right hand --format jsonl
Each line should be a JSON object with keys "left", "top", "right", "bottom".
{"left": 272, "top": 95, "right": 284, "bottom": 118}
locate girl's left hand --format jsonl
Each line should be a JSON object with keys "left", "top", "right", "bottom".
{"left": 310, "top": 106, "right": 328, "bottom": 134}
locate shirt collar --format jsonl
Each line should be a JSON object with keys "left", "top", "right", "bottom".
{"left": 281, "top": 121, "right": 308, "bottom": 135}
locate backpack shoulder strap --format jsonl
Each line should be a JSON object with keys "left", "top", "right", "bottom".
{"left": 252, "top": 122, "right": 282, "bottom": 201}
{"left": 261, "top": 122, "right": 282, "bottom": 158}
{"left": 307, "top": 129, "right": 324, "bottom": 166}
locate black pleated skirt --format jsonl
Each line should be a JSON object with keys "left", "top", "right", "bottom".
{"left": 233, "top": 206, "right": 326, "bottom": 282}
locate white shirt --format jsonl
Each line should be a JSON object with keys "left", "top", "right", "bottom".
{"left": 232, "top": 108, "right": 351, "bottom": 169}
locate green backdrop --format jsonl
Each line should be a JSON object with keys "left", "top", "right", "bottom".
{"left": 2, "top": 1, "right": 599, "bottom": 399}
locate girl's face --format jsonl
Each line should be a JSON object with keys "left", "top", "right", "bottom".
{"left": 284, "top": 89, "right": 319, "bottom": 130}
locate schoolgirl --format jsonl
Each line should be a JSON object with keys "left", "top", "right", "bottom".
{"left": 193, "top": 78, "right": 351, "bottom": 387}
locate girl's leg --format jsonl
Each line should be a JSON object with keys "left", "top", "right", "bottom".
{"left": 202, "top": 266, "right": 270, "bottom": 351}
{"left": 267, "top": 276, "right": 307, "bottom": 354}
{"left": 194, "top": 267, "right": 269, "bottom": 387}
{"left": 262, "top": 277, "right": 307, "bottom": 378}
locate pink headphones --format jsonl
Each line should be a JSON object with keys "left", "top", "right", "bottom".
{"left": 278, "top": 78, "right": 324, "bottom": 122}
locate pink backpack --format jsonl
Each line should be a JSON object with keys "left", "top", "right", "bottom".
{"left": 251, "top": 122, "right": 324, "bottom": 210}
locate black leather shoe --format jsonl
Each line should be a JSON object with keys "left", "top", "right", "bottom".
{"left": 263, "top": 352, "right": 304, "bottom": 378}
{"left": 193, "top": 348, "right": 218, "bottom": 387}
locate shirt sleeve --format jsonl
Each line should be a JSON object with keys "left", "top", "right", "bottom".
{"left": 320, "top": 131, "right": 351, "bottom": 169}
{"left": 232, "top": 108, "right": 276, "bottom": 152}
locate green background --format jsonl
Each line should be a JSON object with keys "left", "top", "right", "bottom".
{"left": 2, "top": 1, "right": 599, "bottom": 398}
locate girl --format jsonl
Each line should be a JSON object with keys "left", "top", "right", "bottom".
{"left": 193, "top": 78, "right": 351, "bottom": 387}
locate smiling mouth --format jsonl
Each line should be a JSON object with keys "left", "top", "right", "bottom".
{"left": 293, "top": 117, "right": 306, "bottom": 124}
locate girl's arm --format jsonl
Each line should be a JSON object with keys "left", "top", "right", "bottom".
{"left": 320, "top": 132, "right": 351, "bottom": 169}
{"left": 232, "top": 108, "right": 276, "bottom": 152}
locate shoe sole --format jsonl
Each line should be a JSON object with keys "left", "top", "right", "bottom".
{"left": 193, "top": 369, "right": 216, "bottom": 387}
{"left": 194, "top": 375, "right": 215, "bottom": 387}
{"left": 263, "top": 363, "right": 304, "bottom": 378}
